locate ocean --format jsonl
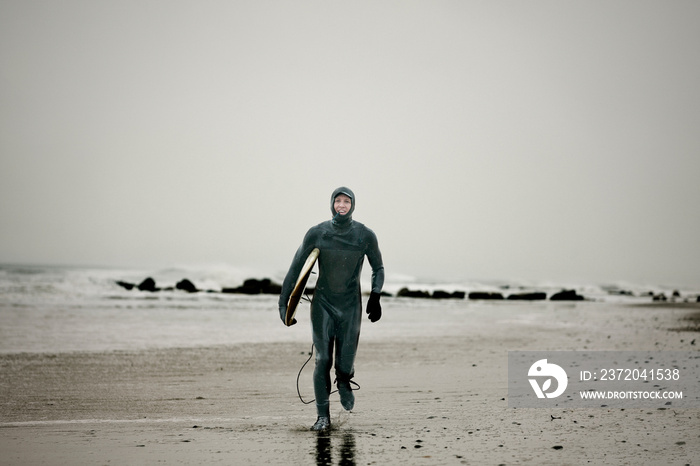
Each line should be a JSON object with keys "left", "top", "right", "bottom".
{"left": 1, "top": 263, "right": 697, "bottom": 354}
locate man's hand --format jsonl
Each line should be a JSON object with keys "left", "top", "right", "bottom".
{"left": 280, "top": 306, "right": 297, "bottom": 326}
{"left": 366, "top": 292, "right": 382, "bottom": 323}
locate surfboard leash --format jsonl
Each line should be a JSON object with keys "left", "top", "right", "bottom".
{"left": 294, "top": 279, "right": 361, "bottom": 405}
{"left": 300, "top": 272, "right": 316, "bottom": 304}
{"left": 296, "top": 343, "right": 316, "bottom": 405}
{"left": 296, "top": 343, "right": 361, "bottom": 405}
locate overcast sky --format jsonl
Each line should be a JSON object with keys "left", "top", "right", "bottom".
{"left": 1, "top": 1, "right": 698, "bottom": 287}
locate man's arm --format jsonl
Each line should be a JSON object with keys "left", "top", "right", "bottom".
{"left": 278, "top": 227, "right": 319, "bottom": 323}
{"left": 365, "top": 228, "right": 384, "bottom": 294}
{"left": 365, "top": 228, "right": 384, "bottom": 323}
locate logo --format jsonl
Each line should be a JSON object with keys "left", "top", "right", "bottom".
{"left": 528, "top": 359, "right": 568, "bottom": 398}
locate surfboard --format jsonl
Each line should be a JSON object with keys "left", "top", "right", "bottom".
{"left": 285, "top": 248, "right": 320, "bottom": 326}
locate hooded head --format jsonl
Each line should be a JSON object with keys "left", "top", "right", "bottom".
{"left": 330, "top": 186, "right": 355, "bottom": 225}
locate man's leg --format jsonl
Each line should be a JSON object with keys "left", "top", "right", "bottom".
{"left": 334, "top": 304, "right": 362, "bottom": 411}
{"left": 311, "top": 303, "right": 335, "bottom": 428}
{"left": 313, "top": 336, "right": 334, "bottom": 418}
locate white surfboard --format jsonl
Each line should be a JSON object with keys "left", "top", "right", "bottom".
{"left": 285, "top": 248, "right": 320, "bottom": 326}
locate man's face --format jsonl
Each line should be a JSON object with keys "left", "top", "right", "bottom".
{"left": 333, "top": 194, "right": 352, "bottom": 216}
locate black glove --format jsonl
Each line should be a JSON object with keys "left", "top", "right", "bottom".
{"left": 280, "top": 306, "right": 297, "bottom": 326}
{"left": 366, "top": 292, "right": 382, "bottom": 323}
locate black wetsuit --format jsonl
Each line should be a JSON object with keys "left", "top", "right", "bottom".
{"left": 279, "top": 187, "right": 385, "bottom": 417}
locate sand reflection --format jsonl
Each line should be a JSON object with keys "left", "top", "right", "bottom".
{"left": 314, "top": 431, "right": 356, "bottom": 466}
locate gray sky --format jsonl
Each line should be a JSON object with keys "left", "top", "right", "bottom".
{"left": 1, "top": 1, "right": 699, "bottom": 287}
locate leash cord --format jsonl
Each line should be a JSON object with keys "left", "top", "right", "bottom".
{"left": 295, "top": 343, "right": 361, "bottom": 405}
{"left": 294, "top": 284, "right": 360, "bottom": 405}
{"left": 296, "top": 343, "right": 316, "bottom": 404}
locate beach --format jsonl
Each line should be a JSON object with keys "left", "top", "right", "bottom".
{"left": 3, "top": 1, "right": 700, "bottom": 463}
{"left": 1, "top": 297, "right": 699, "bottom": 465}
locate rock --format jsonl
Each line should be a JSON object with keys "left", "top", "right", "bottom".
{"left": 507, "top": 292, "right": 547, "bottom": 300}
{"left": 550, "top": 289, "right": 584, "bottom": 301}
{"left": 400, "top": 288, "right": 465, "bottom": 299}
{"left": 176, "top": 279, "right": 199, "bottom": 293}
{"left": 468, "top": 292, "right": 504, "bottom": 300}
{"left": 116, "top": 281, "right": 135, "bottom": 290}
{"left": 431, "top": 290, "right": 466, "bottom": 299}
{"left": 221, "top": 278, "right": 282, "bottom": 295}
{"left": 608, "top": 289, "right": 634, "bottom": 296}
{"left": 397, "top": 288, "right": 430, "bottom": 299}
{"left": 137, "top": 277, "right": 159, "bottom": 292}
{"left": 431, "top": 290, "right": 466, "bottom": 300}
{"left": 262, "top": 279, "right": 282, "bottom": 295}
{"left": 239, "top": 278, "right": 264, "bottom": 294}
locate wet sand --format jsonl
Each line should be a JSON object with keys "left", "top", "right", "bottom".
{"left": 1, "top": 301, "right": 699, "bottom": 465}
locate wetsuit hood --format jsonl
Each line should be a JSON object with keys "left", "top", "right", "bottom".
{"left": 331, "top": 187, "right": 355, "bottom": 225}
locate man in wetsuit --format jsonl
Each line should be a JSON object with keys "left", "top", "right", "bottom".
{"left": 279, "top": 187, "right": 384, "bottom": 431}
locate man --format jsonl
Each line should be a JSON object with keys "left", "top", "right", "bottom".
{"left": 279, "top": 187, "right": 385, "bottom": 431}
